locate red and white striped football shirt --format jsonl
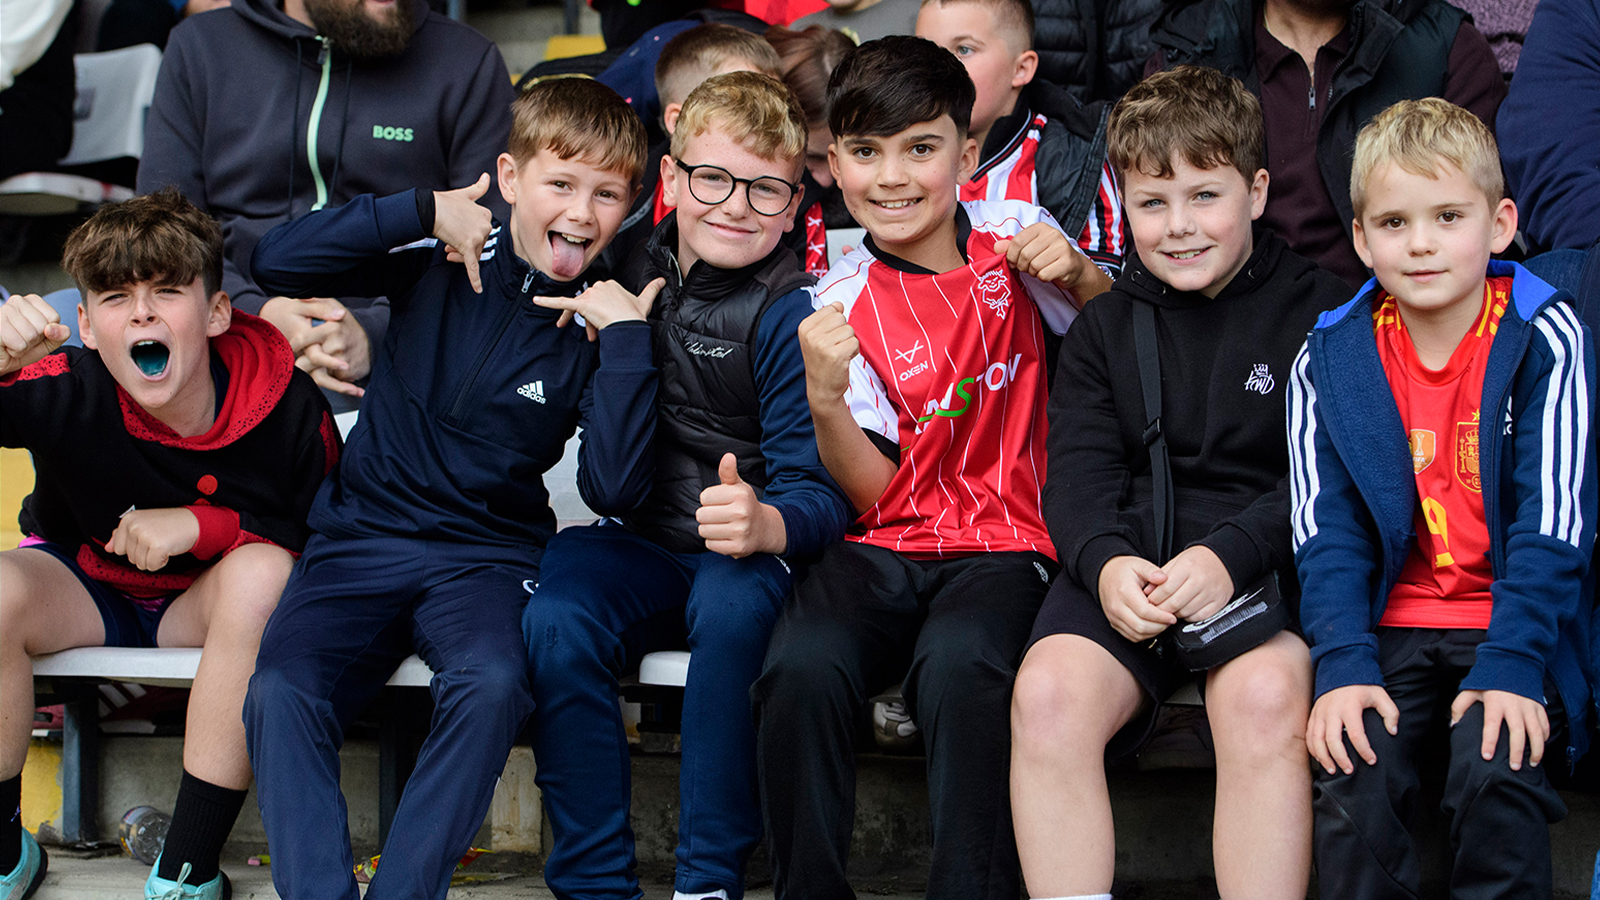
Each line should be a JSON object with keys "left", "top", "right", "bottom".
{"left": 960, "top": 112, "right": 1125, "bottom": 274}
{"left": 813, "top": 200, "right": 1075, "bottom": 559}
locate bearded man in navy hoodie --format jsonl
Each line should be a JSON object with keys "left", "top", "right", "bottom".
{"left": 137, "top": 0, "right": 513, "bottom": 404}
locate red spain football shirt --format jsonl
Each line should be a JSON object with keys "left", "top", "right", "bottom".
{"left": 1375, "top": 277, "right": 1512, "bottom": 628}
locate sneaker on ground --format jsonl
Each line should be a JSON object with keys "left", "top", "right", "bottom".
{"left": 870, "top": 688, "right": 920, "bottom": 753}
{"left": 1, "top": 830, "right": 47, "bottom": 900}
{"left": 144, "top": 857, "right": 232, "bottom": 900}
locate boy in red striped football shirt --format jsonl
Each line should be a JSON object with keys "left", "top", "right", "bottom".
{"left": 752, "top": 35, "right": 1110, "bottom": 900}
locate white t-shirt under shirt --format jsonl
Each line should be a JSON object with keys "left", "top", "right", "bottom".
{"left": 814, "top": 199, "right": 1078, "bottom": 560}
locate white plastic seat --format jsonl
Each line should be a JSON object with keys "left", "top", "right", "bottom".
{"left": 0, "top": 43, "right": 161, "bottom": 215}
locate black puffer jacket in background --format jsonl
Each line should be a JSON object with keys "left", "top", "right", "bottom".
{"left": 1034, "top": 0, "right": 1163, "bottom": 101}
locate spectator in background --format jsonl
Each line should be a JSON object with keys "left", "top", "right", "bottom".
{"left": 766, "top": 24, "right": 856, "bottom": 275}
{"left": 1148, "top": 0, "right": 1504, "bottom": 288}
{"left": 0, "top": 0, "right": 75, "bottom": 182}
{"left": 1451, "top": 0, "right": 1537, "bottom": 79}
{"left": 791, "top": 0, "right": 919, "bottom": 45}
{"left": 137, "top": 0, "right": 514, "bottom": 406}
{"left": 1500, "top": 0, "right": 1600, "bottom": 259}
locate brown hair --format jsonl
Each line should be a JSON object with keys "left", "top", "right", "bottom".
{"left": 61, "top": 188, "right": 224, "bottom": 296}
{"left": 670, "top": 70, "right": 808, "bottom": 169}
{"left": 1108, "top": 65, "right": 1263, "bottom": 181}
{"left": 765, "top": 24, "right": 855, "bottom": 126}
{"left": 507, "top": 77, "right": 648, "bottom": 182}
{"left": 919, "top": 0, "right": 1035, "bottom": 53}
{"left": 1351, "top": 97, "right": 1503, "bottom": 219}
{"left": 655, "top": 24, "right": 783, "bottom": 110}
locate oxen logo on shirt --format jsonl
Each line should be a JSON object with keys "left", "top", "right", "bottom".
{"left": 977, "top": 269, "right": 1011, "bottom": 318}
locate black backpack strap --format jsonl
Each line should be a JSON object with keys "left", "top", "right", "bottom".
{"left": 1131, "top": 299, "right": 1174, "bottom": 563}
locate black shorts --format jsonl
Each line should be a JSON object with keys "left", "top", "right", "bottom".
{"left": 18, "top": 539, "right": 179, "bottom": 648}
{"left": 1027, "top": 572, "right": 1196, "bottom": 757}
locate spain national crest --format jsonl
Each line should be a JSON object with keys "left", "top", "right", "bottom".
{"left": 1455, "top": 419, "right": 1481, "bottom": 492}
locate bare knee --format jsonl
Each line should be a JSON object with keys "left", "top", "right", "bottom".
{"left": 1012, "top": 636, "right": 1141, "bottom": 760}
{"left": 1207, "top": 635, "right": 1312, "bottom": 759}
{"left": 208, "top": 543, "right": 295, "bottom": 632}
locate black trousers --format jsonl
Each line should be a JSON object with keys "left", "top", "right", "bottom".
{"left": 752, "top": 541, "right": 1055, "bottom": 900}
{"left": 1313, "top": 628, "right": 1568, "bottom": 900}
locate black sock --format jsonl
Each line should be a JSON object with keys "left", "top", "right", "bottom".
{"left": 0, "top": 774, "right": 20, "bottom": 875}
{"left": 156, "top": 771, "right": 246, "bottom": 884}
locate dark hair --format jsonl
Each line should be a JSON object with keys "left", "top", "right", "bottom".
{"left": 61, "top": 188, "right": 224, "bottom": 296}
{"left": 826, "top": 36, "right": 975, "bottom": 139}
{"left": 1108, "top": 65, "right": 1263, "bottom": 181}
{"left": 765, "top": 24, "right": 855, "bottom": 126}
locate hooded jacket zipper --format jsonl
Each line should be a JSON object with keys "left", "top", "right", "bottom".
{"left": 444, "top": 269, "right": 535, "bottom": 426}
{"left": 307, "top": 36, "right": 334, "bottom": 212}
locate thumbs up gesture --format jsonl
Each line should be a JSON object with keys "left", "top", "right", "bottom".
{"left": 697, "top": 452, "right": 788, "bottom": 558}
{"left": 434, "top": 173, "right": 495, "bottom": 294}
{"left": 0, "top": 294, "right": 71, "bottom": 376}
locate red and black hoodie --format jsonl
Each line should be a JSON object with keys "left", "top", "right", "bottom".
{"left": 0, "top": 312, "right": 339, "bottom": 597}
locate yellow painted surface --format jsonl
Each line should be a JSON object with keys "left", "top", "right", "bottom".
{"left": 544, "top": 35, "right": 606, "bottom": 60}
{"left": 20, "top": 740, "right": 62, "bottom": 835}
{"left": 1, "top": 447, "right": 34, "bottom": 550}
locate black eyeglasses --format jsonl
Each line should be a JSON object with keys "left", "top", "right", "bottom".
{"left": 675, "top": 160, "right": 800, "bottom": 217}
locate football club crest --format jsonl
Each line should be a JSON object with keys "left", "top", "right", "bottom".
{"left": 1409, "top": 429, "right": 1435, "bottom": 474}
{"left": 977, "top": 269, "right": 1011, "bottom": 318}
{"left": 1455, "top": 417, "right": 1481, "bottom": 492}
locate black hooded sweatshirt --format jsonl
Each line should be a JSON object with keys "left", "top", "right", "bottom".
{"left": 137, "top": 0, "right": 515, "bottom": 349}
{"left": 1044, "top": 230, "right": 1350, "bottom": 597}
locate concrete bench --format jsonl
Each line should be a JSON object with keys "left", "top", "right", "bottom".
{"left": 31, "top": 648, "right": 436, "bottom": 845}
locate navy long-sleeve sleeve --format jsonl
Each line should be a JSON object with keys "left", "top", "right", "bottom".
{"left": 752, "top": 289, "right": 852, "bottom": 559}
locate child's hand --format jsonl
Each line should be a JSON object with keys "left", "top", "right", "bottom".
{"left": 433, "top": 174, "right": 494, "bottom": 294}
{"left": 0, "top": 293, "right": 71, "bottom": 376}
{"left": 1307, "top": 684, "right": 1399, "bottom": 775}
{"left": 1452, "top": 689, "right": 1550, "bottom": 771}
{"left": 533, "top": 278, "right": 664, "bottom": 342}
{"left": 798, "top": 302, "right": 857, "bottom": 403}
{"left": 1096, "top": 555, "right": 1175, "bottom": 642}
{"left": 105, "top": 508, "right": 200, "bottom": 572}
{"left": 992, "top": 223, "right": 1112, "bottom": 302}
{"left": 1146, "top": 545, "right": 1234, "bottom": 622}
{"left": 697, "top": 453, "right": 787, "bottom": 558}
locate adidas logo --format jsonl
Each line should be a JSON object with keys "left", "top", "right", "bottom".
{"left": 517, "top": 380, "right": 546, "bottom": 403}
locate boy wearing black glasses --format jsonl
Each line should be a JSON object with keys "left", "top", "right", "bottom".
{"left": 519, "top": 70, "right": 851, "bottom": 900}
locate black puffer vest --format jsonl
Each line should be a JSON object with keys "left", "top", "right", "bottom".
{"left": 617, "top": 214, "right": 816, "bottom": 554}
{"left": 1150, "top": 0, "right": 1466, "bottom": 240}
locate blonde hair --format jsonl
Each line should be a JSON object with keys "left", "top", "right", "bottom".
{"left": 670, "top": 71, "right": 807, "bottom": 170}
{"left": 655, "top": 24, "right": 783, "bottom": 110}
{"left": 919, "top": 0, "right": 1035, "bottom": 54}
{"left": 507, "top": 77, "right": 648, "bottom": 183}
{"left": 1351, "top": 97, "right": 1503, "bottom": 219}
{"left": 1108, "top": 65, "right": 1262, "bottom": 182}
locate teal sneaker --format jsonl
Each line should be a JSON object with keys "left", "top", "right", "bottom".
{"left": 143, "top": 857, "right": 232, "bottom": 900}
{"left": 1, "top": 830, "right": 47, "bottom": 900}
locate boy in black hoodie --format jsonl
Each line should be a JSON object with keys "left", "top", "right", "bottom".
{"left": 1008, "top": 66, "right": 1349, "bottom": 900}
{"left": 0, "top": 190, "right": 336, "bottom": 900}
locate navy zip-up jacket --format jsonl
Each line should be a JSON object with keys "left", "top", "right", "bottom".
{"left": 251, "top": 189, "right": 657, "bottom": 552}
{"left": 1289, "top": 261, "right": 1597, "bottom": 763}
